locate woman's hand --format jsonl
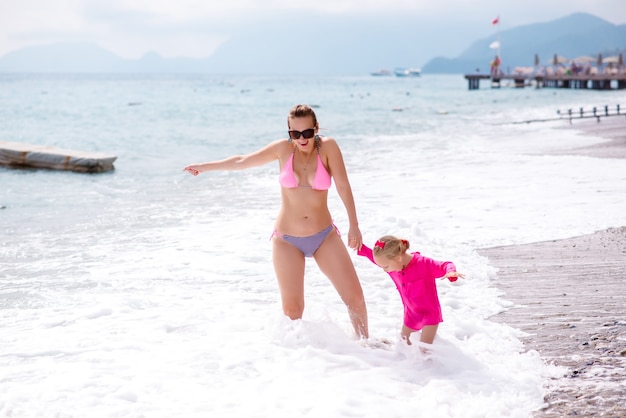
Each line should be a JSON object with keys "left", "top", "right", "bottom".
{"left": 347, "top": 225, "right": 363, "bottom": 250}
{"left": 183, "top": 165, "right": 202, "bottom": 176}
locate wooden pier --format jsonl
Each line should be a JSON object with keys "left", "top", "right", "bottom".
{"left": 464, "top": 73, "right": 626, "bottom": 90}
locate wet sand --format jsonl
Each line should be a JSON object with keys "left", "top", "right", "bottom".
{"left": 479, "top": 116, "right": 626, "bottom": 417}
{"left": 553, "top": 115, "right": 626, "bottom": 158}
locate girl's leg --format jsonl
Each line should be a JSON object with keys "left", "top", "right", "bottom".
{"left": 272, "top": 236, "right": 306, "bottom": 319}
{"left": 419, "top": 324, "right": 439, "bottom": 344}
{"left": 401, "top": 324, "right": 438, "bottom": 345}
{"left": 401, "top": 325, "right": 415, "bottom": 344}
{"left": 314, "top": 232, "right": 369, "bottom": 338}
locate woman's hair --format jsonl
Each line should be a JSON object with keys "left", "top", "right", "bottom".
{"left": 288, "top": 104, "right": 318, "bottom": 129}
{"left": 372, "top": 235, "right": 410, "bottom": 258}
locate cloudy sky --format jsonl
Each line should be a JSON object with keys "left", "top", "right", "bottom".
{"left": 1, "top": 0, "right": 625, "bottom": 59}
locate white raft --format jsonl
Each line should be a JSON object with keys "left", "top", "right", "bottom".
{"left": 0, "top": 141, "right": 117, "bottom": 173}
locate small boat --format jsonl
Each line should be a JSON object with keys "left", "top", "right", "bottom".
{"left": 394, "top": 67, "right": 421, "bottom": 77}
{"left": 370, "top": 69, "right": 392, "bottom": 76}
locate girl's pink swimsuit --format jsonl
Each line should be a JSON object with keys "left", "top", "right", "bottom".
{"left": 357, "top": 245, "right": 457, "bottom": 331}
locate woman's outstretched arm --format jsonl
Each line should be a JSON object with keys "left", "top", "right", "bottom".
{"left": 183, "top": 140, "right": 282, "bottom": 176}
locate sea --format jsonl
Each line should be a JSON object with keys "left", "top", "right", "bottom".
{"left": 1, "top": 73, "right": 625, "bottom": 418}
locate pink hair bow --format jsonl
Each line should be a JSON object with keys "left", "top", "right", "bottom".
{"left": 374, "top": 240, "right": 385, "bottom": 249}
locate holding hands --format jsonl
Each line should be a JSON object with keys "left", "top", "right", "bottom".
{"left": 347, "top": 225, "right": 363, "bottom": 250}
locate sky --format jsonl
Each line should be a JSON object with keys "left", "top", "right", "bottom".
{"left": 1, "top": 0, "right": 625, "bottom": 59}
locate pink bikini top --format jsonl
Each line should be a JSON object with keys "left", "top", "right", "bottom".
{"left": 279, "top": 150, "right": 332, "bottom": 190}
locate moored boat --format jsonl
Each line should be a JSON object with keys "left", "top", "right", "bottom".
{"left": 394, "top": 67, "right": 421, "bottom": 77}
{"left": 370, "top": 69, "right": 392, "bottom": 76}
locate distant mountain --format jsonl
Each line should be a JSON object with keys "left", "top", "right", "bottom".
{"left": 0, "top": 42, "right": 121, "bottom": 73}
{"left": 0, "top": 13, "right": 623, "bottom": 74}
{"left": 0, "top": 42, "right": 213, "bottom": 73}
{"left": 423, "top": 13, "right": 626, "bottom": 73}
{"left": 202, "top": 16, "right": 463, "bottom": 74}
{"left": 0, "top": 15, "right": 472, "bottom": 74}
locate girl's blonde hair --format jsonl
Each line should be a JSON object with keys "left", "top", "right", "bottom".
{"left": 372, "top": 235, "right": 410, "bottom": 259}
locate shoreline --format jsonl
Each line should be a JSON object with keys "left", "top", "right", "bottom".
{"left": 551, "top": 115, "right": 626, "bottom": 158}
{"left": 478, "top": 118, "right": 626, "bottom": 416}
{"left": 479, "top": 228, "right": 626, "bottom": 416}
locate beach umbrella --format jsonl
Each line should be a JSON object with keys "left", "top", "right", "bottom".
{"left": 597, "top": 53, "right": 603, "bottom": 66}
{"left": 552, "top": 54, "right": 568, "bottom": 65}
{"left": 571, "top": 56, "right": 595, "bottom": 63}
{"left": 602, "top": 56, "right": 620, "bottom": 64}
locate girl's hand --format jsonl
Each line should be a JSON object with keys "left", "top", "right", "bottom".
{"left": 442, "top": 271, "right": 465, "bottom": 282}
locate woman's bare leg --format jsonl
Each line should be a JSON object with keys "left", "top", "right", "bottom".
{"left": 314, "top": 232, "right": 369, "bottom": 338}
{"left": 272, "top": 236, "right": 306, "bottom": 319}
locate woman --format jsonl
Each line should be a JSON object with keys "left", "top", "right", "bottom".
{"left": 183, "top": 104, "right": 368, "bottom": 338}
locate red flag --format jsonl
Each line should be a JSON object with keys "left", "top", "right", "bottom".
{"left": 492, "top": 16, "right": 499, "bottom": 25}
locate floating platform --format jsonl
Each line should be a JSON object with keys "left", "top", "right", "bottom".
{"left": 0, "top": 141, "right": 117, "bottom": 173}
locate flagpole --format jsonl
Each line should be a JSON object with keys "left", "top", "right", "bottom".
{"left": 497, "top": 17, "right": 501, "bottom": 66}
{"left": 490, "top": 15, "right": 501, "bottom": 76}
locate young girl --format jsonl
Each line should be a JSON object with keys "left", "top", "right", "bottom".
{"left": 357, "top": 235, "right": 464, "bottom": 345}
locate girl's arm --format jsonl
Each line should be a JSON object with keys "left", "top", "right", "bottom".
{"left": 183, "top": 140, "right": 282, "bottom": 176}
{"left": 426, "top": 258, "right": 462, "bottom": 282}
{"left": 356, "top": 244, "right": 375, "bottom": 264}
{"left": 324, "top": 138, "right": 362, "bottom": 250}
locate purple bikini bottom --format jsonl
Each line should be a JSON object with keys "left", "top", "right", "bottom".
{"left": 272, "top": 224, "right": 338, "bottom": 257}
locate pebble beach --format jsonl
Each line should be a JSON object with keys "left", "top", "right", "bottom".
{"left": 479, "top": 116, "right": 626, "bottom": 417}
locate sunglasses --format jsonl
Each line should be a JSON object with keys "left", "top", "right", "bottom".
{"left": 288, "top": 128, "right": 315, "bottom": 140}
